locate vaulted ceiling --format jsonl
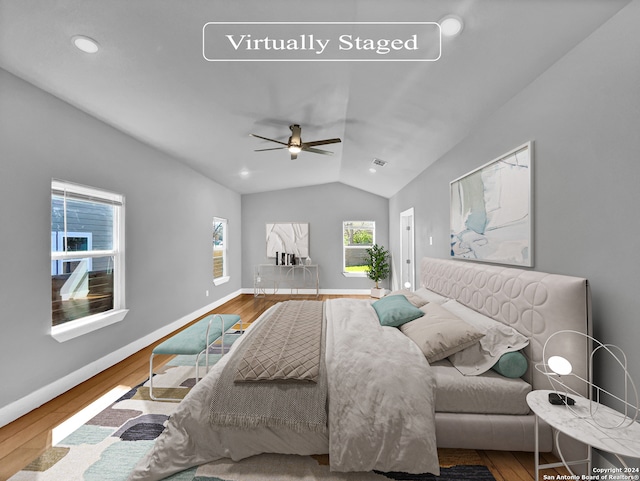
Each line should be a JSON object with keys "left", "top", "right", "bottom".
{"left": 0, "top": 0, "right": 630, "bottom": 197}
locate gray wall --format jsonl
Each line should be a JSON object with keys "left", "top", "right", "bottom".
{"left": 391, "top": 0, "right": 640, "bottom": 426}
{"left": 0, "top": 68, "right": 242, "bottom": 414}
{"left": 242, "top": 183, "right": 389, "bottom": 292}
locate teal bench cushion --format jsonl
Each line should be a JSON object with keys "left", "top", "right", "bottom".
{"left": 153, "top": 314, "right": 240, "bottom": 355}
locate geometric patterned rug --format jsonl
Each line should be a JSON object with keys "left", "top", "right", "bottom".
{"left": 8, "top": 333, "right": 496, "bottom": 481}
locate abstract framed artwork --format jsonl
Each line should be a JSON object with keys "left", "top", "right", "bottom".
{"left": 266, "top": 222, "right": 309, "bottom": 258}
{"left": 450, "top": 141, "right": 533, "bottom": 267}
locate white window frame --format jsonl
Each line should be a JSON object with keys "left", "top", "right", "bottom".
{"left": 213, "top": 217, "right": 229, "bottom": 286}
{"left": 51, "top": 179, "right": 128, "bottom": 342}
{"left": 342, "top": 220, "right": 375, "bottom": 278}
{"left": 51, "top": 232, "right": 93, "bottom": 275}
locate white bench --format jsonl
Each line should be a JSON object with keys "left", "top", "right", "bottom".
{"left": 149, "top": 313, "right": 242, "bottom": 401}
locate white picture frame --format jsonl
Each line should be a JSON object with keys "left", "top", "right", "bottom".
{"left": 266, "top": 222, "right": 309, "bottom": 258}
{"left": 450, "top": 141, "right": 533, "bottom": 267}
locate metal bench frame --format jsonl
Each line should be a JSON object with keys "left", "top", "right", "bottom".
{"left": 149, "top": 314, "right": 242, "bottom": 401}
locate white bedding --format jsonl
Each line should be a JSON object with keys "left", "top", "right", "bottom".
{"left": 128, "top": 299, "right": 439, "bottom": 481}
{"left": 325, "top": 299, "right": 439, "bottom": 473}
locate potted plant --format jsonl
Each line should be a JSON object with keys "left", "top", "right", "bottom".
{"left": 365, "top": 244, "right": 390, "bottom": 298}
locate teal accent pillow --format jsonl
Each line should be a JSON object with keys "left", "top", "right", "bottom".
{"left": 372, "top": 295, "right": 425, "bottom": 327}
{"left": 491, "top": 351, "right": 528, "bottom": 378}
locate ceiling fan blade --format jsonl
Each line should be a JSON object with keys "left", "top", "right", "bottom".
{"left": 250, "top": 133, "right": 288, "bottom": 146}
{"left": 254, "top": 146, "right": 288, "bottom": 152}
{"left": 251, "top": 125, "right": 339, "bottom": 159}
{"left": 303, "top": 146, "right": 335, "bottom": 155}
{"left": 302, "top": 138, "right": 342, "bottom": 148}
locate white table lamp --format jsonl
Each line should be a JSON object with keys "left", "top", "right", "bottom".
{"left": 537, "top": 329, "right": 639, "bottom": 429}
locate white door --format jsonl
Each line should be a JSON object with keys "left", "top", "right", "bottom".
{"left": 400, "top": 208, "right": 415, "bottom": 290}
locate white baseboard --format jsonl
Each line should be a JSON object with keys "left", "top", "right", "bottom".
{"left": 320, "top": 288, "right": 371, "bottom": 295}
{"left": 0, "top": 289, "right": 243, "bottom": 429}
{"left": 240, "top": 288, "right": 371, "bottom": 295}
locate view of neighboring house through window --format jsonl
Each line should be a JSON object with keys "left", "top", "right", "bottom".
{"left": 343, "top": 220, "right": 375, "bottom": 276}
{"left": 51, "top": 180, "right": 125, "bottom": 328}
{"left": 213, "top": 217, "right": 229, "bottom": 285}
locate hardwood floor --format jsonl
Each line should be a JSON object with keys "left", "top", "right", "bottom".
{"left": 0, "top": 293, "right": 570, "bottom": 480}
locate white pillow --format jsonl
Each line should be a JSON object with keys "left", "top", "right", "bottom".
{"left": 414, "top": 287, "right": 448, "bottom": 305}
{"left": 443, "top": 300, "right": 529, "bottom": 376}
{"left": 387, "top": 289, "right": 429, "bottom": 308}
{"left": 400, "top": 302, "right": 484, "bottom": 363}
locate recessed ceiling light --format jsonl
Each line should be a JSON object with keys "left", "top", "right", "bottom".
{"left": 369, "top": 167, "right": 377, "bottom": 174}
{"left": 72, "top": 35, "right": 99, "bottom": 53}
{"left": 440, "top": 15, "right": 464, "bottom": 37}
{"left": 240, "top": 169, "right": 249, "bottom": 177}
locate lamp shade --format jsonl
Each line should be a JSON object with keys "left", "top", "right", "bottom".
{"left": 548, "top": 355, "right": 573, "bottom": 376}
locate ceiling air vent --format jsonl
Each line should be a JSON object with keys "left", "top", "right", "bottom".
{"left": 372, "top": 158, "right": 388, "bottom": 167}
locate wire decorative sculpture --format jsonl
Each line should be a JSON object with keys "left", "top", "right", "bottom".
{"left": 536, "top": 329, "right": 639, "bottom": 429}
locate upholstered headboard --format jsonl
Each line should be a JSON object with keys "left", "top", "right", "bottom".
{"left": 420, "top": 257, "right": 592, "bottom": 395}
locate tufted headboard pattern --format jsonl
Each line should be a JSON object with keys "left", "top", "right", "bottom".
{"left": 420, "top": 257, "right": 592, "bottom": 395}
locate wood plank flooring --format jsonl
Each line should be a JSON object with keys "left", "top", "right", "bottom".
{"left": 0, "top": 293, "right": 570, "bottom": 481}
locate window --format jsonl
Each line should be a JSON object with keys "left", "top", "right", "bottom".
{"left": 51, "top": 180, "right": 127, "bottom": 342}
{"left": 343, "top": 221, "right": 375, "bottom": 276}
{"left": 213, "top": 217, "right": 229, "bottom": 285}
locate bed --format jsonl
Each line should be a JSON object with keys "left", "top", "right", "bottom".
{"left": 128, "top": 257, "right": 591, "bottom": 481}
{"left": 418, "top": 257, "right": 591, "bottom": 453}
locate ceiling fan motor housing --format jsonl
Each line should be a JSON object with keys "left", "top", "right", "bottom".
{"left": 251, "top": 123, "right": 341, "bottom": 160}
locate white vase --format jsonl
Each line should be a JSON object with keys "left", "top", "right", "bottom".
{"left": 370, "top": 288, "right": 385, "bottom": 298}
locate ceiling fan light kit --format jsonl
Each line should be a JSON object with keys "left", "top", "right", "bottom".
{"left": 251, "top": 124, "right": 341, "bottom": 160}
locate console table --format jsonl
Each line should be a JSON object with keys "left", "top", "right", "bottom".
{"left": 527, "top": 389, "right": 640, "bottom": 480}
{"left": 254, "top": 264, "right": 319, "bottom": 298}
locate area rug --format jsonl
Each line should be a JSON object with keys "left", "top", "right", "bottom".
{"left": 9, "top": 333, "right": 496, "bottom": 481}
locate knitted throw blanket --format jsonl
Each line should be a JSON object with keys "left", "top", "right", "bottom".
{"left": 209, "top": 300, "right": 327, "bottom": 433}
{"left": 235, "top": 300, "right": 323, "bottom": 382}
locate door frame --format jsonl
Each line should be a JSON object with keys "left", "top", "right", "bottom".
{"left": 400, "top": 207, "right": 415, "bottom": 290}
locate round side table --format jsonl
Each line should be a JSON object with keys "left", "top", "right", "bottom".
{"left": 527, "top": 390, "right": 640, "bottom": 480}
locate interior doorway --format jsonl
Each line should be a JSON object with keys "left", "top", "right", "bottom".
{"left": 400, "top": 208, "right": 415, "bottom": 291}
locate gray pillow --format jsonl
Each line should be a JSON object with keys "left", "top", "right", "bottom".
{"left": 413, "top": 287, "right": 449, "bottom": 305}
{"left": 387, "top": 288, "right": 429, "bottom": 308}
{"left": 400, "top": 303, "right": 485, "bottom": 363}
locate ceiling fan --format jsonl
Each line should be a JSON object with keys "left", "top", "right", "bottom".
{"left": 250, "top": 124, "right": 341, "bottom": 160}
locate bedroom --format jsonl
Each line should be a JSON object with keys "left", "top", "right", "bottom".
{"left": 1, "top": 0, "right": 640, "bottom": 478}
